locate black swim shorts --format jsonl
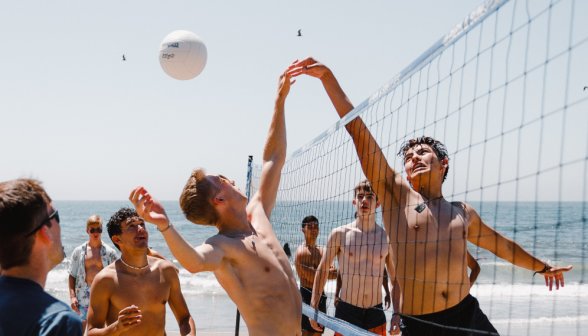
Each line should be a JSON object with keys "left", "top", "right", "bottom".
{"left": 300, "top": 286, "right": 327, "bottom": 333}
{"left": 334, "top": 300, "right": 387, "bottom": 335}
{"left": 399, "top": 294, "right": 498, "bottom": 336}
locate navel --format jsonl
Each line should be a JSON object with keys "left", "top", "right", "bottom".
{"left": 264, "top": 267, "right": 270, "bottom": 272}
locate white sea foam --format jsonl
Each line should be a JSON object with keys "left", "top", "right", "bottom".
{"left": 491, "top": 315, "right": 588, "bottom": 324}
{"left": 471, "top": 283, "right": 588, "bottom": 298}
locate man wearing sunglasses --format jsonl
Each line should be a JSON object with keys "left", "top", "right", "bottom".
{"left": 129, "top": 64, "right": 302, "bottom": 335}
{"left": 68, "top": 215, "right": 118, "bottom": 331}
{"left": 0, "top": 179, "right": 83, "bottom": 335}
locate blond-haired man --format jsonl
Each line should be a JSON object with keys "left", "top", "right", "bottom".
{"left": 68, "top": 215, "right": 118, "bottom": 331}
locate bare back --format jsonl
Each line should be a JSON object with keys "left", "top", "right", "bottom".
{"left": 210, "top": 210, "right": 301, "bottom": 336}
{"left": 385, "top": 197, "right": 471, "bottom": 315}
{"left": 335, "top": 223, "right": 388, "bottom": 308}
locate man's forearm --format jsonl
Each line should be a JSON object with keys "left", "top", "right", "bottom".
{"left": 179, "top": 316, "right": 196, "bottom": 336}
{"left": 88, "top": 322, "right": 121, "bottom": 336}
{"left": 320, "top": 71, "right": 354, "bottom": 118}
{"left": 68, "top": 275, "right": 76, "bottom": 299}
{"left": 263, "top": 97, "right": 287, "bottom": 164}
{"left": 160, "top": 224, "right": 206, "bottom": 273}
{"left": 311, "top": 265, "right": 330, "bottom": 306}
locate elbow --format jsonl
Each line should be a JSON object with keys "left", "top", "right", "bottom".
{"left": 184, "top": 264, "right": 203, "bottom": 274}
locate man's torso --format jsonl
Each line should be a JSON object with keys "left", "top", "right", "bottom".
{"left": 337, "top": 223, "right": 388, "bottom": 308}
{"left": 385, "top": 198, "right": 471, "bottom": 315}
{"left": 296, "top": 244, "right": 324, "bottom": 288}
{"left": 85, "top": 245, "right": 104, "bottom": 286}
{"left": 212, "top": 222, "right": 301, "bottom": 336}
{"left": 101, "top": 257, "right": 171, "bottom": 336}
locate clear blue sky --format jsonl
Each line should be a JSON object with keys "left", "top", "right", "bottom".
{"left": 1, "top": 0, "right": 584, "bottom": 201}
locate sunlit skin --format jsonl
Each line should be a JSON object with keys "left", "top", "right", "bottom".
{"left": 128, "top": 63, "right": 303, "bottom": 336}
{"left": 86, "top": 218, "right": 195, "bottom": 336}
{"left": 309, "top": 189, "right": 392, "bottom": 332}
{"left": 295, "top": 221, "right": 338, "bottom": 336}
{"left": 288, "top": 57, "right": 573, "bottom": 335}
{"left": 68, "top": 221, "right": 107, "bottom": 331}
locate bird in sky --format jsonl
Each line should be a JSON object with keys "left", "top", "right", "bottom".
{"left": 298, "top": 29, "right": 302, "bottom": 37}
{"left": 122, "top": 55, "right": 126, "bottom": 61}
{"left": 584, "top": 86, "right": 587, "bottom": 90}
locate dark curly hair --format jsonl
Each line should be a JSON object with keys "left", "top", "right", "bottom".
{"left": 107, "top": 207, "right": 139, "bottom": 251}
{"left": 398, "top": 136, "right": 450, "bottom": 183}
{"left": 302, "top": 215, "right": 318, "bottom": 228}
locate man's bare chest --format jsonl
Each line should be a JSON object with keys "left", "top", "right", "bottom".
{"left": 85, "top": 248, "right": 103, "bottom": 268}
{"left": 388, "top": 207, "right": 468, "bottom": 244}
{"left": 341, "top": 232, "right": 388, "bottom": 264}
{"left": 110, "top": 272, "right": 170, "bottom": 310}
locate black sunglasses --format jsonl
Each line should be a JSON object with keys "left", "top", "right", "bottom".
{"left": 89, "top": 227, "right": 103, "bottom": 234}
{"left": 25, "top": 210, "right": 60, "bottom": 237}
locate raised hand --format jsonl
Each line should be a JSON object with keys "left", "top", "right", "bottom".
{"left": 277, "top": 60, "right": 298, "bottom": 99}
{"left": 129, "top": 186, "right": 169, "bottom": 229}
{"left": 114, "top": 305, "right": 142, "bottom": 332}
{"left": 543, "top": 265, "right": 573, "bottom": 291}
{"left": 389, "top": 314, "right": 401, "bottom": 335}
{"left": 287, "top": 57, "right": 330, "bottom": 80}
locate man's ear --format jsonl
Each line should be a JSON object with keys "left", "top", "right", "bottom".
{"left": 441, "top": 158, "right": 449, "bottom": 170}
{"left": 352, "top": 199, "right": 356, "bottom": 207}
{"left": 213, "top": 196, "right": 226, "bottom": 205}
{"left": 112, "top": 235, "right": 123, "bottom": 247}
{"left": 376, "top": 200, "right": 381, "bottom": 209}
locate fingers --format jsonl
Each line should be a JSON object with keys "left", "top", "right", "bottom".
{"left": 118, "top": 306, "right": 142, "bottom": 330}
{"left": 545, "top": 275, "right": 548, "bottom": 287}
{"left": 309, "top": 319, "right": 324, "bottom": 331}
{"left": 129, "top": 186, "right": 141, "bottom": 204}
{"left": 549, "top": 276, "right": 554, "bottom": 291}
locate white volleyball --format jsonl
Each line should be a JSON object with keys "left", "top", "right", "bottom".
{"left": 158, "top": 30, "right": 207, "bottom": 80}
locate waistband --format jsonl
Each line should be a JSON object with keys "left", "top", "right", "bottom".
{"left": 407, "top": 294, "right": 475, "bottom": 320}
{"left": 337, "top": 300, "right": 383, "bottom": 312}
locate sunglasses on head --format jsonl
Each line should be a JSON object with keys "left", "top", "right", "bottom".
{"left": 25, "top": 210, "right": 60, "bottom": 237}
{"left": 88, "top": 227, "right": 103, "bottom": 234}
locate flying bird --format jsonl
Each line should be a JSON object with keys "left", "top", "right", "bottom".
{"left": 298, "top": 29, "right": 302, "bottom": 37}
{"left": 584, "top": 86, "right": 587, "bottom": 90}
{"left": 122, "top": 55, "right": 126, "bottom": 61}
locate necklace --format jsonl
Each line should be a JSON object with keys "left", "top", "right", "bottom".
{"left": 120, "top": 257, "right": 150, "bottom": 270}
{"left": 414, "top": 196, "right": 444, "bottom": 213}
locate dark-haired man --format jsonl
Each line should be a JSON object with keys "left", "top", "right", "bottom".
{"left": 86, "top": 208, "right": 195, "bottom": 336}
{"left": 289, "top": 58, "right": 572, "bottom": 335}
{"left": 0, "top": 179, "right": 83, "bottom": 336}
{"left": 295, "top": 216, "right": 338, "bottom": 336}
{"left": 311, "top": 181, "right": 392, "bottom": 336}
{"left": 128, "top": 63, "right": 302, "bottom": 335}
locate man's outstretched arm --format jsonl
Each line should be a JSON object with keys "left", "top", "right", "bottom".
{"left": 130, "top": 187, "right": 226, "bottom": 273}
{"left": 289, "top": 58, "right": 410, "bottom": 209}
{"left": 247, "top": 62, "right": 297, "bottom": 220}
{"left": 466, "top": 204, "right": 572, "bottom": 290}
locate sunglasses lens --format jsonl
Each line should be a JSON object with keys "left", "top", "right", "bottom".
{"left": 55, "top": 212, "right": 60, "bottom": 224}
{"left": 89, "top": 228, "right": 102, "bottom": 234}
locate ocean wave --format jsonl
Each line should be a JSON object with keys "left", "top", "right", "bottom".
{"left": 471, "top": 283, "right": 588, "bottom": 297}
{"left": 491, "top": 315, "right": 588, "bottom": 324}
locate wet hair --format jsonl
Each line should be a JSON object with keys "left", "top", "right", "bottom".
{"left": 87, "top": 214, "right": 102, "bottom": 228}
{"left": 107, "top": 207, "right": 139, "bottom": 251}
{"left": 180, "top": 168, "right": 220, "bottom": 226}
{"left": 0, "top": 179, "right": 52, "bottom": 270}
{"left": 398, "top": 136, "right": 450, "bottom": 183}
{"left": 302, "top": 215, "right": 319, "bottom": 228}
{"left": 354, "top": 180, "right": 378, "bottom": 200}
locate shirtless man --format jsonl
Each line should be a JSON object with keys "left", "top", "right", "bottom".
{"left": 87, "top": 208, "right": 195, "bottom": 336}
{"left": 310, "top": 181, "right": 392, "bottom": 336}
{"left": 69, "top": 215, "right": 118, "bottom": 331}
{"left": 128, "top": 64, "right": 302, "bottom": 335}
{"left": 289, "top": 57, "right": 573, "bottom": 335}
{"left": 295, "top": 216, "right": 338, "bottom": 336}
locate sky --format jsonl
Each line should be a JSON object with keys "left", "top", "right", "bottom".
{"left": 1, "top": 0, "right": 586, "bottom": 201}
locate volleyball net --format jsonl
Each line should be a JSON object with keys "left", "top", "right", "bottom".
{"left": 248, "top": 0, "right": 588, "bottom": 334}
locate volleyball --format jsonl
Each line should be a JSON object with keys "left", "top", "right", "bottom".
{"left": 158, "top": 30, "right": 207, "bottom": 80}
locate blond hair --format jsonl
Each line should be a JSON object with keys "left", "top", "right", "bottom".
{"left": 180, "top": 168, "right": 220, "bottom": 226}
{"left": 87, "top": 215, "right": 102, "bottom": 227}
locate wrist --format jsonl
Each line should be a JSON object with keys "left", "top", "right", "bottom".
{"left": 158, "top": 221, "right": 172, "bottom": 233}
{"left": 319, "top": 69, "right": 335, "bottom": 82}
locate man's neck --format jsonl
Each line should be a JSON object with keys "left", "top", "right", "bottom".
{"left": 88, "top": 238, "right": 102, "bottom": 248}
{"left": 120, "top": 249, "right": 149, "bottom": 270}
{"left": 2, "top": 263, "right": 49, "bottom": 288}
{"left": 355, "top": 213, "right": 377, "bottom": 231}
{"left": 217, "top": 207, "right": 252, "bottom": 236}
{"left": 304, "top": 237, "right": 317, "bottom": 247}
{"left": 413, "top": 183, "right": 443, "bottom": 200}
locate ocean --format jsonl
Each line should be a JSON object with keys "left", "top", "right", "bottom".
{"left": 47, "top": 200, "right": 587, "bottom": 335}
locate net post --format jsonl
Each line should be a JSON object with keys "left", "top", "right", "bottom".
{"left": 235, "top": 155, "right": 254, "bottom": 336}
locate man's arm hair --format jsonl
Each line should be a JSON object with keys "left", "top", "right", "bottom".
{"left": 467, "top": 251, "right": 480, "bottom": 287}
{"left": 165, "top": 262, "right": 196, "bottom": 336}
{"left": 320, "top": 71, "right": 410, "bottom": 210}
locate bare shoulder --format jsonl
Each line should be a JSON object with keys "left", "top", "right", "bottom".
{"left": 150, "top": 256, "right": 180, "bottom": 280}
{"left": 92, "top": 262, "right": 117, "bottom": 291}
{"left": 450, "top": 201, "right": 480, "bottom": 223}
